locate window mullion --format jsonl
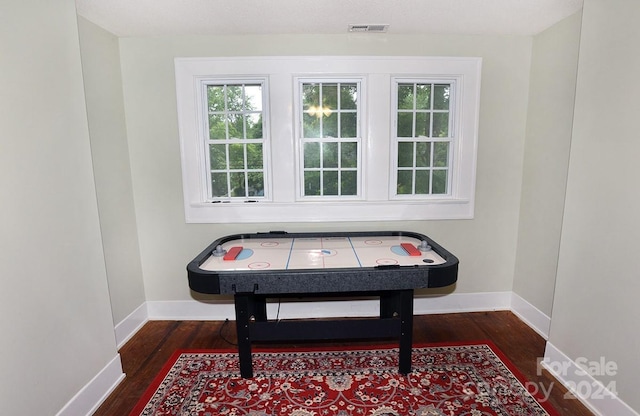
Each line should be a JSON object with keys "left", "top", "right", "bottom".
{"left": 319, "top": 140, "right": 324, "bottom": 196}
{"left": 226, "top": 140, "right": 234, "bottom": 199}
{"left": 429, "top": 141, "right": 434, "bottom": 194}
{"left": 243, "top": 143, "right": 249, "bottom": 198}
{"left": 429, "top": 82, "right": 435, "bottom": 138}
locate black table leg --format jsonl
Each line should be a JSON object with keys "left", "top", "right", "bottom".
{"left": 380, "top": 289, "right": 414, "bottom": 375}
{"left": 398, "top": 289, "right": 414, "bottom": 375}
{"left": 234, "top": 293, "right": 254, "bottom": 378}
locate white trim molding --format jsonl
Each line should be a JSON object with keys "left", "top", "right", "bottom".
{"left": 175, "top": 56, "right": 482, "bottom": 223}
{"left": 510, "top": 292, "right": 551, "bottom": 339}
{"left": 144, "top": 292, "right": 511, "bottom": 321}
{"left": 114, "top": 302, "right": 149, "bottom": 348}
{"left": 55, "top": 355, "right": 125, "bottom": 416}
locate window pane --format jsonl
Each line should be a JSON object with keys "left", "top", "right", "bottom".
{"left": 227, "top": 114, "right": 244, "bottom": 139}
{"left": 244, "top": 85, "right": 262, "bottom": 111}
{"left": 397, "top": 84, "right": 414, "bottom": 110}
{"left": 340, "top": 113, "right": 357, "bottom": 138}
{"left": 415, "top": 170, "right": 430, "bottom": 194}
{"left": 323, "top": 112, "right": 338, "bottom": 138}
{"left": 433, "top": 84, "right": 450, "bottom": 110}
{"left": 416, "top": 142, "right": 431, "bottom": 167}
{"left": 304, "top": 171, "right": 320, "bottom": 195}
{"left": 303, "top": 113, "right": 321, "bottom": 138}
{"left": 210, "top": 144, "right": 227, "bottom": 170}
{"left": 209, "top": 114, "right": 226, "bottom": 140}
{"left": 434, "top": 142, "right": 449, "bottom": 167}
{"left": 397, "top": 113, "right": 413, "bottom": 137}
{"left": 323, "top": 171, "right": 338, "bottom": 195}
{"left": 398, "top": 142, "right": 414, "bottom": 167}
{"left": 433, "top": 113, "right": 449, "bottom": 137}
{"left": 230, "top": 172, "right": 246, "bottom": 197}
{"left": 433, "top": 170, "right": 448, "bottom": 194}
{"left": 246, "top": 143, "right": 263, "bottom": 169}
{"left": 340, "top": 84, "right": 358, "bottom": 110}
{"left": 322, "top": 83, "right": 338, "bottom": 109}
{"left": 207, "top": 86, "right": 225, "bottom": 112}
{"left": 303, "top": 84, "right": 319, "bottom": 109}
{"left": 415, "top": 112, "right": 431, "bottom": 137}
{"left": 229, "top": 144, "right": 245, "bottom": 169}
{"left": 415, "top": 84, "right": 431, "bottom": 110}
{"left": 322, "top": 142, "right": 339, "bottom": 168}
{"left": 341, "top": 171, "right": 357, "bottom": 195}
{"left": 341, "top": 142, "right": 357, "bottom": 168}
{"left": 226, "top": 86, "right": 243, "bottom": 111}
{"left": 211, "top": 172, "right": 228, "bottom": 197}
{"left": 304, "top": 142, "right": 320, "bottom": 168}
{"left": 397, "top": 170, "right": 413, "bottom": 194}
{"left": 247, "top": 172, "right": 264, "bottom": 196}
{"left": 245, "top": 114, "right": 262, "bottom": 139}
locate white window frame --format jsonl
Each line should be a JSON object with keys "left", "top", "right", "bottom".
{"left": 175, "top": 56, "right": 481, "bottom": 223}
{"left": 200, "top": 78, "right": 271, "bottom": 202}
{"left": 390, "top": 78, "right": 459, "bottom": 200}
{"left": 294, "top": 77, "right": 364, "bottom": 201}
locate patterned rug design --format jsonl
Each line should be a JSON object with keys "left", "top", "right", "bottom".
{"left": 131, "top": 342, "right": 557, "bottom": 415}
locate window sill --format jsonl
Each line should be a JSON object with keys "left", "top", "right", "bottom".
{"left": 184, "top": 200, "right": 473, "bottom": 223}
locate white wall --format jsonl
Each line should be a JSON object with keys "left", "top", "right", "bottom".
{"left": 513, "top": 12, "right": 582, "bottom": 317}
{"left": 0, "top": 1, "right": 121, "bottom": 415}
{"left": 77, "top": 17, "right": 146, "bottom": 327}
{"left": 549, "top": 0, "right": 640, "bottom": 412}
{"left": 118, "top": 34, "right": 533, "bottom": 303}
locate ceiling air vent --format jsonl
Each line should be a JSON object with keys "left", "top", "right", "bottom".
{"left": 348, "top": 24, "right": 389, "bottom": 33}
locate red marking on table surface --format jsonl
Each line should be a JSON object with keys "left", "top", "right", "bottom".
{"left": 223, "top": 246, "right": 243, "bottom": 261}
{"left": 401, "top": 243, "right": 421, "bottom": 256}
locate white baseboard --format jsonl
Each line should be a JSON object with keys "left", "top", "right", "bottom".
{"left": 415, "top": 291, "right": 511, "bottom": 314}
{"left": 543, "top": 342, "right": 639, "bottom": 416}
{"left": 144, "top": 292, "right": 512, "bottom": 321}
{"left": 55, "top": 354, "right": 125, "bottom": 416}
{"left": 510, "top": 292, "right": 551, "bottom": 339}
{"left": 114, "top": 302, "right": 149, "bottom": 348}
{"left": 146, "top": 299, "right": 234, "bottom": 320}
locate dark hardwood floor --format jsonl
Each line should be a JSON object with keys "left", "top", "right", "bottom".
{"left": 94, "top": 311, "right": 593, "bottom": 415}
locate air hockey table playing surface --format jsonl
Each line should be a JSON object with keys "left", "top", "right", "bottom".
{"left": 188, "top": 231, "right": 458, "bottom": 295}
{"left": 202, "top": 235, "right": 446, "bottom": 269}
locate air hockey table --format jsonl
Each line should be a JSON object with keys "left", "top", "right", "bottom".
{"left": 187, "top": 230, "right": 458, "bottom": 378}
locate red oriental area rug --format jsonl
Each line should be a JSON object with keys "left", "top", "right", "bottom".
{"left": 130, "top": 342, "right": 557, "bottom": 416}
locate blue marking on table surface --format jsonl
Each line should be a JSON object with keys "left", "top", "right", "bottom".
{"left": 236, "top": 248, "right": 253, "bottom": 260}
{"left": 285, "top": 239, "right": 295, "bottom": 269}
{"left": 391, "top": 245, "right": 410, "bottom": 256}
{"left": 348, "top": 237, "right": 363, "bottom": 267}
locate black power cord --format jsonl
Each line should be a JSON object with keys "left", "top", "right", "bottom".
{"left": 219, "top": 318, "right": 237, "bottom": 346}
{"left": 220, "top": 298, "right": 283, "bottom": 345}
